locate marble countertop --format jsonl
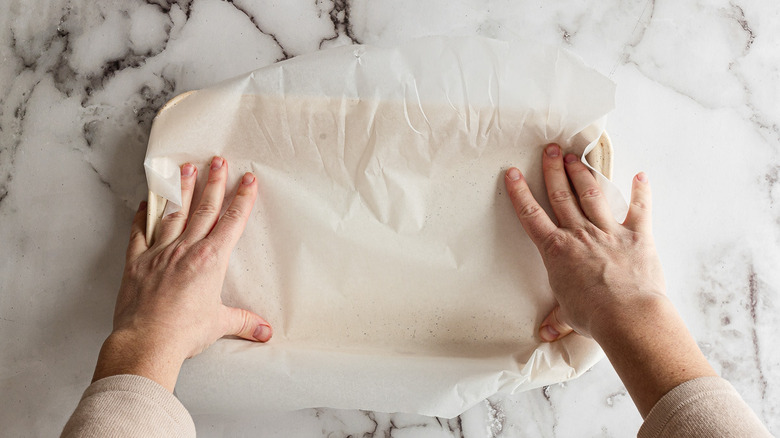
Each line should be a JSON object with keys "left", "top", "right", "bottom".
{"left": 1, "top": 0, "right": 777, "bottom": 436}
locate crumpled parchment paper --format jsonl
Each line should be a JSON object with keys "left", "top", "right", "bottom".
{"left": 144, "top": 36, "right": 623, "bottom": 418}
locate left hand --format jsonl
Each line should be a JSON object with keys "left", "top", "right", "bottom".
{"left": 92, "top": 156, "right": 272, "bottom": 392}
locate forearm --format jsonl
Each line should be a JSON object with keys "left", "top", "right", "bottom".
{"left": 92, "top": 331, "right": 184, "bottom": 392}
{"left": 591, "top": 294, "right": 717, "bottom": 417}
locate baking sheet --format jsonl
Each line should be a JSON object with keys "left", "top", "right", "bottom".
{"left": 144, "top": 36, "right": 623, "bottom": 418}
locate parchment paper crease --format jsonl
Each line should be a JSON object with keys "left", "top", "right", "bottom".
{"left": 144, "top": 37, "right": 623, "bottom": 418}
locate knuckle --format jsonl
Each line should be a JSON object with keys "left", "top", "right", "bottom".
{"left": 192, "top": 202, "right": 220, "bottom": 218}
{"left": 220, "top": 206, "right": 244, "bottom": 223}
{"left": 509, "top": 184, "right": 530, "bottom": 200}
{"left": 572, "top": 227, "right": 592, "bottom": 242}
{"left": 517, "top": 202, "right": 542, "bottom": 219}
{"left": 509, "top": 186, "right": 544, "bottom": 219}
{"left": 124, "top": 260, "right": 142, "bottom": 278}
{"left": 192, "top": 241, "right": 220, "bottom": 266}
{"left": 162, "top": 210, "right": 187, "bottom": 223}
{"left": 631, "top": 199, "right": 651, "bottom": 212}
{"left": 181, "top": 176, "right": 197, "bottom": 189}
{"left": 128, "top": 228, "right": 144, "bottom": 242}
{"left": 169, "top": 240, "right": 190, "bottom": 262}
{"left": 628, "top": 230, "right": 649, "bottom": 244}
{"left": 579, "top": 187, "right": 602, "bottom": 200}
{"left": 549, "top": 189, "right": 573, "bottom": 204}
{"left": 235, "top": 309, "right": 253, "bottom": 335}
{"left": 181, "top": 178, "right": 195, "bottom": 192}
{"left": 541, "top": 233, "right": 567, "bottom": 257}
{"left": 544, "top": 158, "right": 563, "bottom": 170}
{"left": 208, "top": 169, "right": 226, "bottom": 183}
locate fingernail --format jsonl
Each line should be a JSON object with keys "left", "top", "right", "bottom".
{"left": 241, "top": 173, "right": 255, "bottom": 185}
{"left": 211, "top": 156, "right": 223, "bottom": 170}
{"left": 506, "top": 168, "right": 521, "bottom": 181}
{"left": 253, "top": 324, "right": 272, "bottom": 342}
{"left": 545, "top": 144, "right": 560, "bottom": 157}
{"left": 636, "top": 172, "right": 648, "bottom": 183}
{"left": 181, "top": 164, "right": 195, "bottom": 177}
{"left": 564, "top": 154, "right": 577, "bottom": 164}
{"left": 540, "top": 325, "right": 560, "bottom": 342}
{"left": 139, "top": 201, "right": 147, "bottom": 210}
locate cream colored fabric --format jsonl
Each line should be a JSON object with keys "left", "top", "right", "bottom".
{"left": 61, "top": 375, "right": 195, "bottom": 438}
{"left": 639, "top": 376, "right": 772, "bottom": 438}
{"left": 62, "top": 374, "right": 771, "bottom": 437}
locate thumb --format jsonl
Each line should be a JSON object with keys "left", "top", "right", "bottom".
{"left": 539, "top": 304, "right": 574, "bottom": 342}
{"left": 223, "top": 305, "right": 273, "bottom": 343}
{"left": 623, "top": 172, "right": 652, "bottom": 234}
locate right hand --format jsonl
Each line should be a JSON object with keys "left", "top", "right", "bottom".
{"left": 504, "top": 144, "right": 666, "bottom": 342}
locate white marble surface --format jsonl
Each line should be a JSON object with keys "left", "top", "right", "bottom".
{"left": 1, "top": 0, "right": 778, "bottom": 436}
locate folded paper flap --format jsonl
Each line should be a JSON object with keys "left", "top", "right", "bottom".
{"left": 145, "top": 36, "right": 621, "bottom": 416}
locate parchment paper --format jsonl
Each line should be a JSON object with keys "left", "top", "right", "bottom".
{"left": 144, "top": 37, "right": 622, "bottom": 418}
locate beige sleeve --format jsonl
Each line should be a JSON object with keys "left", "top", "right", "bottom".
{"left": 638, "top": 376, "right": 773, "bottom": 438}
{"left": 61, "top": 374, "right": 196, "bottom": 438}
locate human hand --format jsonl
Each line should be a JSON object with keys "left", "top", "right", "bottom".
{"left": 504, "top": 144, "right": 666, "bottom": 342}
{"left": 92, "top": 157, "right": 272, "bottom": 391}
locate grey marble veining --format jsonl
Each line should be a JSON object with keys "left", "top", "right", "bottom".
{"left": 1, "top": 0, "right": 778, "bottom": 436}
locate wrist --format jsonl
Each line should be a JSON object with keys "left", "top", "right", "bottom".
{"left": 92, "top": 329, "right": 185, "bottom": 392}
{"left": 588, "top": 292, "right": 671, "bottom": 344}
{"left": 587, "top": 293, "right": 716, "bottom": 416}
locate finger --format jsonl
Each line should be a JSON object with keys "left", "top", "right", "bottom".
{"left": 542, "top": 144, "right": 584, "bottom": 227}
{"left": 623, "top": 172, "right": 652, "bottom": 234}
{"left": 183, "top": 156, "right": 228, "bottom": 241}
{"left": 563, "top": 154, "right": 615, "bottom": 230}
{"left": 155, "top": 163, "right": 198, "bottom": 246}
{"left": 207, "top": 173, "right": 258, "bottom": 254}
{"left": 126, "top": 201, "right": 149, "bottom": 260}
{"left": 222, "top": 305, "right": 272, "bottom": 342}
{"left": 539, "top": 304, "right": 574, "bottom": 342}
{"left": 505, "top": 167, "right": 558, "bottom": 247}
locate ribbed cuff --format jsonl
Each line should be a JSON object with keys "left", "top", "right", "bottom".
{"left": 84, "top": 374, "right": 194, "bottom": 430}
{"left": 61, "top": 374, "right": 195, "bottom": 438}
{"left": 638, "top": 376, "right": 771, "bottom": 438}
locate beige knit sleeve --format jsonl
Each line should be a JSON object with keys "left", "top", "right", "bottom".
{"left": 61, "top": 374, "right": 196, "bottom": 438}
{"left": 638, "top": 376, "right": 773, "bottom": 438}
